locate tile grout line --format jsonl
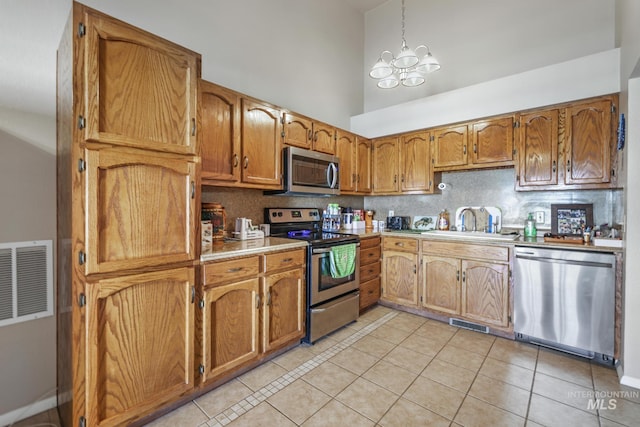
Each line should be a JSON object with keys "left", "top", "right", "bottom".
{"left": 204, "top": 310, "right": 400, "bottom": 427}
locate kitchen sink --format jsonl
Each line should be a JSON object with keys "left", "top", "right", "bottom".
{"left": 421, "top": 230, "right": 520, "bottom": 241}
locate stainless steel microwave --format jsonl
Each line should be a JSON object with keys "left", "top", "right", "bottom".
{"left": 265, "top": 146, "right": 340, "bottom": 196}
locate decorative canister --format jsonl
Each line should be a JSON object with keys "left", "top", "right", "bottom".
{"left": 202, "top": 203, "right": 226, "bottom": 242}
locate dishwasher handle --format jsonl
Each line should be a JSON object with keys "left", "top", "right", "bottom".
{"left": 515, "top": 254, "right": 613, "bottom": 269}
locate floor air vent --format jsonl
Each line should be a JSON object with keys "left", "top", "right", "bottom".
{"left": 0, "top": 240, "right": 53, "bottom": 327}
{"left": 449, "top": 318, "right": 489, "bottom": 333}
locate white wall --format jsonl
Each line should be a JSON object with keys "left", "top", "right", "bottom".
{"left": 617, "top": 0, "right": 640, "bottom": 390}
{"left": 364, "top": 0, "right": 615, "bottom": 112}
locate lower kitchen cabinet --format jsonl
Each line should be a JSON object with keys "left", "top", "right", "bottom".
{"left": 199, "top": 249, "right": 305, "bottom": 387}
{"left": 85, "top": 267, "right": 196, "bottom": 426}
{"left": 381, "top": 237, "right": 419, "bottom": 306}
{"left": 359, "top": 235, "right": 381, "bottom": 311}
{"left": 422, "top": 240, "right": 511, "bottom": 329}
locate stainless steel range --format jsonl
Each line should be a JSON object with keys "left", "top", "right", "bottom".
{"left": 265, "top": 208, "right": 360, "bottom": 343}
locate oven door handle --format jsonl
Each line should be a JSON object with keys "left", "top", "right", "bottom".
{"left": 327, "top": 162, "right": 338, "bottom": 189}
{"left": 312, "top": 247, "right": 332, "bottom": 254}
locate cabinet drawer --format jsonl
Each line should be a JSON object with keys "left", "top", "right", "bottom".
{"left": 360, "top": 236, "right": 381, "bottom": 250}
{"left": 360, "top": 261, "right": 381, "bottom": 283}
{"left": 422, "top": 240, "right": 509, "bottom": 262}
{"left": 360, "top": 277, "right": 381, "bottom": 310}
{"left": 361, "top": 246, "right": 381, "bottom": 266}
{"left": 203, "top": 256, "right": 260, "bottom": 286}
{"left": 263, "top": 249, "right": 305, "bottom": 273}
{"left": 383, "top": 237, "right": 419, "bottom": 252}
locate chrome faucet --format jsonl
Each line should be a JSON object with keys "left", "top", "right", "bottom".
{"left": 458, "top": 208, "right": 477, "bottom": 232}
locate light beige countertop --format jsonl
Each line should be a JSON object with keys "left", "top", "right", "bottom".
{"left": 200, "top": 237, "right": 308, "bottom": 262}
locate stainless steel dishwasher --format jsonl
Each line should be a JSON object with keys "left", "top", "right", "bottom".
{"left": 514, "top": 246, "right": 615, "bottom": 364}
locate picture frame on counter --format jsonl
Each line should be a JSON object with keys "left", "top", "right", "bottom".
{"left": 551, "top": 203, "right": 593, "bottom": 236}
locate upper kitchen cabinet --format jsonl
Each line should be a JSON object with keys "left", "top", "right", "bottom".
{"left": 372, "top": 136, "right": 400, "bottom": 194}
{"left": 80, "top": 5, "right": 200, "bottom": 155}
{"left": 432, "top": 115, "right": 515, "bottom": 171}
{"left": 356, "top": 137, "right": 373, "bottom": 193}
{"left": 283, "top": 112, "right": 336, "bottom": 155}
{"left": 516, "top": 94, "right": 619, "bottom": 191}
{"left": 241, "top": 98, "right": 283, "bottom": 189}
{"left": 336, "top": 130, "right": 357, "bottom": 193}
{"left": 200, "top": 80, "right": 241, "bottom": 184}
{"left": 400, "top": 130, "right": 433, "bottom": 193}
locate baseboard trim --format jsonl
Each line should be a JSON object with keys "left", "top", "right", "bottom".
{"left": 620, "top": 374, "right": 640, "bottom": 390}
{"left": 0, "top": 396, "right": 57, "bottom": 426}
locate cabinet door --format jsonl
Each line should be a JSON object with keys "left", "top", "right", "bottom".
{"left": 517, "top": 109, "right": 559, "bottom": 187}
{"left": 565, "top": 99, "right": 613, "bottom": 185}
{"left": 82, "top": 7, "right": 199, "bottom": 154}
{"left": 356, "top": 137, "right": 372, "bottom": 193}
{"left": 85, "top": 267, "right": 195, "bottom": 426}
{"left": 461, "top": 260, "right": 508, "bottom": 327}
{"left": 241, "top": 98, "right": 282, "bottom": 188}
{"left": 400, "top": 131, "right": 432, "bottom": 192}
{"left": 262, "top": 268, "right": 305, "bottom": 353}
{"left": 84, "top": 148, "right": 196, "bottom": 275}
{"left": 471, "top": 116, "right": 514, "bottom": 165}
{"left": 312, "top": 122, "right": 336, "bottom": 154}
{"left": 422, "top": 256, "right": 460, "bottom": 315}
{"left": 283, "top": 112, "right": 312, "bottom": 149}
{"left": 372, "top": 137, "right": 399, "bottom": 193}
{"left": 432, "top": 125, "right": 468, "bottom": 169}
{"left": 336, "top": 130, "right": 357, "bottom": 192}
{"left": 200, "top": 81, "right": 241, "bottom": 182}
{"left": 202, "top": 279, "right": 260, "bottom": 383}
{"left": 381, "top": 251, "right": 418, "bottom": 306}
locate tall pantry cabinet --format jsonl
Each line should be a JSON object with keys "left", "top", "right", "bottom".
{"left": 57, "top": 3, "right": 201, "bottom": 426}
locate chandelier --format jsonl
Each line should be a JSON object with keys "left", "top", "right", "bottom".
{"left": 369, "top": 0, "right": 441, "bottom": 89}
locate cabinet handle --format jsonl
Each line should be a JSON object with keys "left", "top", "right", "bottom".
{"left": 267, "top": 291, "right": 272, "bottom": 306}
{"left": 357, "top": 174, "right": 361, "bottom": 183}
{"left": 567, "top": 159, "right": 571, "bottom": 172}
{"left": 256, "top": 294, "right": 261, "bottom": 309}
{"left": 191, "top": 118, "right": 197, "bottom": 136}
{"left": 227, "top": 267, "right": 243, "bottom": 273}
{"left": 462, "top": 271, "right": 466, "bottom": 283}
{"left": 413, "top": 265, "right": 416, "bottom": 274}
{"left": 314, "top": 131, "right": 318, "bottom": 142}
{"left": 395, "top": 242, "right": 404, "bottom": 247}
{"left": 463, "top": 145, "right": 467, "bottom": 155}
{"left": 281, "top": 258, "right": 293, "bottom": 263}
{"left": 401, "top": 174, "right": 405, "bottom": 182}
{"left": 552, "top": 160, "right": 556, "bottom": 173}
{"left": 394, "top": 174, "right": 397, "bottom": 184}
{"left": 473, "top": 143, "right": 477, "bottom": 153}
{"left": 456, "top": 270, "right": 460, "bottom": 281}
{"left": 191, "top": 286, "right": 195, "bottom": 303}
{"left": 243, "top": 156, "right": 249, "bottom": 169}
{"left": 233, "top": 154, "right": 239, "bottom": 167}
{"left": 308, "top": 129, "right": 313, "bottom": 141}
{"left": 191, "top": 181, "right": 195, "bottom": 199}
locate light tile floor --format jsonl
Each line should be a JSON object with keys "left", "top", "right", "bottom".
{"left": 14, "top": 305, "right": 640, "bottom": 427}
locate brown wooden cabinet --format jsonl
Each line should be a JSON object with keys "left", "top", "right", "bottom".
{"left": 356, "top": 137, "right": 373, "bottom": 193}
{"left": 336, "top": 130, "right": 358, "bottom": 193}
{"left": 432, "top": 124, "right": 468, "bottom": 169}
{"left": 400, "top": 130, "right": 433, "bottom": 193}
{"left": 57, "top": 4, "right": 202, "bottom": 426}
{"left": 241, "top": 98, "right": 283, "bottom": 188}
{"left": 381, "top": 237, "right": 419, "bottom": 306}
{"left": 200, "top": 80, "right": 241, "bottom": 183}
{"left": 199, "top": 256, "right": 261, "bottom": 385}
{"left": 421, "top": 240, "right": 510, "bottom": 329}
{"left": 85, "top": 268, "right": 195, "bottom": 426}
{"left": 261, "top": 249, "right": 306, "bottom": 352}
{"left": 283, "top": 113, "right": 336, "bottom": 154}
{"left": 81, "top": 6, "right": 198, "bottom": 155}
{"left": 372, "top": 136, "right": 400, "bottom": 193}
{"left": 359, "top": 236, "right": 381, "bottom": 311}
{"left": 516, "top": 95, "right": 618, "bottom": 191}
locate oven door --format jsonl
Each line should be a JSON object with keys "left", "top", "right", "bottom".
{"left": 310, "top": 243, "right": 360, "bottom": 306}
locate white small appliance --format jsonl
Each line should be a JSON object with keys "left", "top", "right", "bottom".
{"left": 233, "top": 218, "right": 265, "bottom": 240}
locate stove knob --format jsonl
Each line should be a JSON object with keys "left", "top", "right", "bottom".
{"left": 277, "top": 212, "right": 283, "bottom": 217}
{"left": 272, "top": 212, "right": 277, "bottom": 217}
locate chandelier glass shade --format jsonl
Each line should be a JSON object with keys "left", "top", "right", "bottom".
{"left": 369, "top": 0, "right": 440, "bottom": 89}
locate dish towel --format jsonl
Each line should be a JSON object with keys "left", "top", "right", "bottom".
{"left": 329, "top": 243, "right": 356, "bottom": 278}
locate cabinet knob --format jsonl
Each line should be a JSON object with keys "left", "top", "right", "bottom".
{"left": 243, "top": 156, "right": 249, "bottom": 169}
{"left": 567, "top": 159, "right": 571, "bottom": 172}
{"left": 233, "top": 154, "right": 239, "bottom": 167}
{"left": 552, "top": 160, "right": 556, "bottom": 173}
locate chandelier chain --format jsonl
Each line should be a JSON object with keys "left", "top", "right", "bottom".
{"left": 401, "top": 0, "right": 406, "bottom": 43}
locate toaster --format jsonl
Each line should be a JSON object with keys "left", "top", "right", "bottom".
{"left": 386, "top": 216, "right": 411, "bottom": 230}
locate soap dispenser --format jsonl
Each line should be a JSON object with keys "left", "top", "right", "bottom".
{"left": 524, "top": 213, "right": 537, "bottom": 238}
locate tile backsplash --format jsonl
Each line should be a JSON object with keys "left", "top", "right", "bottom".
{"left": 202, "top": 168, "right": 623, "bottom": 235}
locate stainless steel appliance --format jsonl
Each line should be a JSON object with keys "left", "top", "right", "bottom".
{"left": 514, "top": 246, "right": 616, "bottom": 364}
{"left": 264, "top": 147, "right": 339, "bottom": 196}
{"left": 265, "top": 208, "right": 360, "bottom": 343}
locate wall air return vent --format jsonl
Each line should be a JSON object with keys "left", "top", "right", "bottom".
{"left": 0, "top": 240, "right": 53, "bottom": 327}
